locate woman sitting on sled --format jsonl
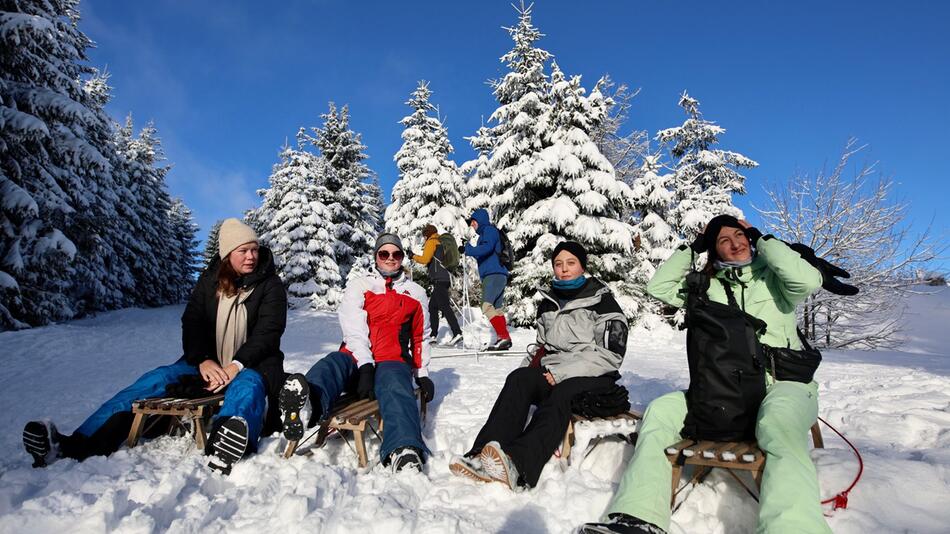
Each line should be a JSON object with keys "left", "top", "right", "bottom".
{"left": 449, "top": 241, "right": 629, "bottom": 490}
{"left": 23, "top": 218, "right": 288, "bottom": 475}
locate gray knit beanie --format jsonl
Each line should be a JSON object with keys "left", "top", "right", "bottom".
{"left": 374, "top": 233, "right": 404, "bottom": 253}
{"left": 218, "top": 218, "right": 259, "bottom": 259}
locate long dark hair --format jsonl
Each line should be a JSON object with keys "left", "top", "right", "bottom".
{"left": 217, "top": 256, "right": 240, "bottom": 297}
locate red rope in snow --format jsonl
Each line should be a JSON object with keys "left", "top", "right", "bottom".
{"left": 818, "top": 416, "right": 863, "bottom": 511}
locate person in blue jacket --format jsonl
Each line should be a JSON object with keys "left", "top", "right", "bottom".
{"left": 463, "top": 209, "right": 511, "bottom": 350}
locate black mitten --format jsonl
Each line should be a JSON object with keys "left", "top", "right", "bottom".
{"left": 357, "top": 363, "right": 376, "bottom": 400}
{"left": 788, "top": 243, "right": 859, "bottom": 296}
{"left": 415, "top": 376, "right": 435, "bottom": 403}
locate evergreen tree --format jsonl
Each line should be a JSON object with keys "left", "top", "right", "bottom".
{"left": 630, "top": 153, "right": 678, "bottom": 265}
{"left": 202, "top": 219, "right": 223, "bottom": 268}
{"left": 656, "top": 92, "right": 757, "bottom": 239}
{"left": 166, "top": 198, "right": 199, "bottom": 302}
{"left": 460, "top": 123, "right": 495, "bottom": 214}
{"left": 303, "top": 103, "right": 378, "bottom": 280}
{"left": 71, "top": 70, "right": 139, "bottom": 314}
{"left": 257, "top": 145, "right": 342, "bottom": 309}
{"left": 385, "top": 81, "right": 467, "bottom": 251}
{"left": 119, "top": 118, "right": 175, "bottom": 306}
{"left": 0, "top": 1, "right": 203, "bottom": 328}
{"left": 1, "top": 0, "right": 110, "bottom": 326}
{"left": 364, "top": 172, "right": 385, "bottom": 234}
{"left": 506, "top": 63, "right": 642, "bottom": 323}
{"left": 482, "top": 3, "right": 553, "bottom": 244}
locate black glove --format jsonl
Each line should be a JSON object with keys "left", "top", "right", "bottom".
{"left": 405, "top": 248, "right": 415, "bottom": 259}
{"left": 688, "top": 232, "right": 706, "bottom": 253}
{"left": 458, "top": 245, "right": 465, "bottom": 254}
{"left": 415, "top": 376, "right": 435, "bottom": 403}
{"left": 787, "top": 243, "right": 859, "bottom": 296}
{"left": 743, "top": 226, "right": 764, "bottom": 245}
{"left": 357, "top": 363, "right": 376, "bottom": 400}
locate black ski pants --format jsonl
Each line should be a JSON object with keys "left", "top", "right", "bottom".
{"left": 429, "top": 281, "right": 461, "bottom": 337}
{"left": 467, "top": 366, "right": 617, "bottom": 487}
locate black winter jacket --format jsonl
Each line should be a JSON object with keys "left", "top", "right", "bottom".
{"left": 181, "top": 247, "right": 287, "bottom": 398}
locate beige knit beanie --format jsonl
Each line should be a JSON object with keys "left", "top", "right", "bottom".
{"left": 218, "top": 218, "right": 258, "bottom": 259}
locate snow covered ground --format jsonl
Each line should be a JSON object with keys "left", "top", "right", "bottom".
{"left": 0, "top": 289, "right": 948, "bottom": 533}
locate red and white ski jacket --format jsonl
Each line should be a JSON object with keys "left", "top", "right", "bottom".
{"left": 338, "top": 270, "right": 431, "bottom": 377}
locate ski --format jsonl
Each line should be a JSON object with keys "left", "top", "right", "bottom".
{"left": 430, "top": 349, "right": 526, "bottom": 359}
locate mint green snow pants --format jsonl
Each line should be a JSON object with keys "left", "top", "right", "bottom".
{"left": 606, "top": 380, "right": 831, "bottom": 534}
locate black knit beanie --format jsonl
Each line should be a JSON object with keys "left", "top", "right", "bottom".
{"left": 551, "top": 241, "right": 588, "bottom": 269}
{"left": 700, "top": 215, "right": 743, "bottom": 254}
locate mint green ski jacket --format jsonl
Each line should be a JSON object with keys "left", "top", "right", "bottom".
{"left": 647, "top": 236, "right": 822, "bottom": 350}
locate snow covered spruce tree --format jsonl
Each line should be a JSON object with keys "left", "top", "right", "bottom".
{"left": 461, "top": 123, "right": 495, "bottom": 214}
{"left": 505, "top": 63, "right": 644, "bottom": 323}
{"left": 385, "top": 81, "right": 467, "bottom": 252}
{"left": 1, "top": 1, "right": 117, "bottom": 326}
{"left": 202, "top": 219, "right": 223, "bottom": 268}
{"left": 0, "top": 1, "right": 199, "bottom": 328}
{"left": 166, "top": 198, "right": 200, "bottom": 302}
{"left": 656, "top": 92, "right": 757, "bottom": 240}
{"left": 115, "top": 118, "right": 178, "bottom": 306}
{"left": 630, "top": 153, "right": 678, "bottom": 267}
{"left": 303, "top": 103, "right": 379, "bottom": 281}
{"left": 255, "top": 144, "right": 341, "bottom": 309}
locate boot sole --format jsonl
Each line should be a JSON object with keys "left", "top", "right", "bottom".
{"left": 280, "top": 374, "right": 309, "bottom": 442}
{"left": 208, "top": 419, "right": 248, "bottom": 475}
{"left": 479, "top": 443, "right": 515, "bottom": 489}
{"left": 449, "top": 458, "right": 491, "bottom": 482}
{"left": 23, "top": 422, "right": 51, "bottom": 468}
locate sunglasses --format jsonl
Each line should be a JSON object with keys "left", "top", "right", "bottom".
{"left": 376, "top": 250, "right": 405, "bottom": 262}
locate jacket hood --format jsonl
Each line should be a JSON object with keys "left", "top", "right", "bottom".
{"left": 470, "top": 209, "right": 492, "bottom": 234}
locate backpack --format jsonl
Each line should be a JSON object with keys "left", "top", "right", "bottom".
{"left": 438, "top": 233, "right": 460, "bottom": 271}
{"left": 682, "top": 271, "right": 767, "bottom": 442}
{"left": 497, "top": 229, "right": 515, "bottom": 271}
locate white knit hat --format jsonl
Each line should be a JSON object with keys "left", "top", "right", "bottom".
{"left": 218, "top": 218, "right": 258, "bottom": 259}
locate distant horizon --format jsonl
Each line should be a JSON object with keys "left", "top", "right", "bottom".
{"left": 81, "top": 0, "right": 948, "bottom": 269}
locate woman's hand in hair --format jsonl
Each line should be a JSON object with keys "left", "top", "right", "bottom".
{"left": 543, "top": 371, "right": 557, "bottom": 386}
{"left": 199, "top": 359, "right": 229, "bottom": 391}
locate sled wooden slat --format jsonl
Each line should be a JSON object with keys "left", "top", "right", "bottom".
{"left": 666, "top": 422, "right": 824, "bottom": 509}
{"left": 561, "top": 411, "right": 642, "bottom": 463}
{"left": 282, "top": 389, "right": 428, "bottom": 468}
{"left": 126, "top": 394, "right": 225, "bottom": 451}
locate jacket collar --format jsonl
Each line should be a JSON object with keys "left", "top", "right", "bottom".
{"left": 538, "top": 277, "right": 609, "bottom": 312}
{"left": 714, "top": 254, "right": 767, "bottom": 285}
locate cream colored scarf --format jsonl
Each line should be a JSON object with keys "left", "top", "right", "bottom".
{"left": 216, "top": 287, "right": 255, "bottom": 367}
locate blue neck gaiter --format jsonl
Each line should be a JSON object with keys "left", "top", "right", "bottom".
{"left": 552, "top": 275, "right": 587, "bottom": 290}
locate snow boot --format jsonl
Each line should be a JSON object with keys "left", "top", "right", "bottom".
{"left": 487, "top": 316, "right": 512, "bottom": 351}
{"left": 449, "top": 454, "right": 491, "bottom": 482}
{"left": 280, "top": 373, "right": 312, "bottom": 442}
{"left": 23, "top": 421, "right": 59, "bottom": 468}
{"left": 207, "top": 417, "right": 248, "bottom": 476}
{"left": 578, "top": 514, "right": 666, "bottom": 534}
{"left": 389, "top": 446, "right": 423, "bottom": 473}
{"left": 479, "top": 441, "right": 520, "bottom": 490}
{"left": 445, "top": 333, "right": 464, "bottom": 346}
{"left": 486, "top": 337, "right": 513, "bottom": 351}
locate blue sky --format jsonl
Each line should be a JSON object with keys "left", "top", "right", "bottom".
{"left": 80, "top": 0, "right": 948, "bottom": 263}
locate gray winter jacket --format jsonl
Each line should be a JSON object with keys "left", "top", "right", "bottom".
{"left": 523, "top": 277, "right": 629, "bottom": 383}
